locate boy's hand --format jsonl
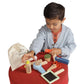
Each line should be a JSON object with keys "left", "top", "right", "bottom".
{"left": 49, "top": 48, "right": 62, "bottom": 56}
{"left": 22, "top": 51, "right": 35, "bottom": 63}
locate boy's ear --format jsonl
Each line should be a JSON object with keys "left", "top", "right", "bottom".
{"left": 62, "top": 18, "right": 66, "bottom": 23}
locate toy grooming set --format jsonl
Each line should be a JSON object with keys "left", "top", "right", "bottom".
{"left": 24, "top": 48, "right": 69, "bottom": 83}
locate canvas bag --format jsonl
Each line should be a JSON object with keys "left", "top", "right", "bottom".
{"left": 8, "top": 43, "right": 28, "bottom": 71}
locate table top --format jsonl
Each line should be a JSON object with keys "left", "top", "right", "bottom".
{"left": 9, "top": 52, "right": 68, "bottom": 84}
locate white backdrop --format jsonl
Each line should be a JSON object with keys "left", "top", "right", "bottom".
{"left": 0, "top": 0, "right": 84, "bottom": 84}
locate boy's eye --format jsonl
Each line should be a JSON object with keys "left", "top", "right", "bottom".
{"left": 53, "top": 23, "right": 57, "bottom": 26}
{"left": 46, "top": 23, "right": 50, "bottom": 25}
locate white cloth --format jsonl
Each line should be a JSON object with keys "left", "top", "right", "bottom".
{"left": 8, "top": 43, "right": 28, "bottom": 71}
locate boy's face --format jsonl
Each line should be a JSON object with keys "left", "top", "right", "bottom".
{"left": 45, "top": 18, "right": 65, "bottom": 32}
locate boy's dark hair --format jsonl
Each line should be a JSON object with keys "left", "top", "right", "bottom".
{"left": 44, "top": 2, "right": 65, "bottom": 20}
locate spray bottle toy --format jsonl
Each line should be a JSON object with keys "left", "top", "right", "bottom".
{"left": 25, "top": 60, "right": 32, "bottom": 74}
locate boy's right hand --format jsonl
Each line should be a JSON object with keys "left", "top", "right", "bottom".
{"left": 22, "top": 51, "right": 35, "bottom": 63}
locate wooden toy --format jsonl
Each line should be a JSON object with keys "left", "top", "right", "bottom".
{"left": 45, "top": 49, "right": 57, "bottom": 61}
{"left": 28, "top": 56, "right": 37, "bottom": 61}
{"left": 45, "top": 49, "right": 52, "bottom": 53}
{"left": 33, "top": 63, "right": 46, "bottom": 74}
{"left": 25, "top": 60, "right": 32, "bottom": 74}
{"left": 41, "top": 61, "right": 48, "bottom": 65}
{"left": 53, "top": 61, "right": 62, "bottom": 69}
{"left": 55, "top": 68, "right": 65, "bottom": 75}
{"left": 55, "top": 57, "right": 69, "bottom": 64}
{"left": 41, "top": 68, "right": 65, "bottom": 84}
{"left": 35, "top": 59, "right": 42, "bottom": 65}
{"left": 31, "top": 59, "right": 42, "bottom": 65}
{"left": 31, "top": 59, "right": 48, "bottom": 65}
{"left": 47, "top": 64, "right": 57, "bottom": 71}
{"left": 41, "top": 70, "right": 59, "bottom": 84}
{"left": 44, "top": 54, "right": 51, "bottom": 62}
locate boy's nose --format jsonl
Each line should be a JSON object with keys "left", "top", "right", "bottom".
{"left": 50, "top": 25, "right": 53, "bottom": 29}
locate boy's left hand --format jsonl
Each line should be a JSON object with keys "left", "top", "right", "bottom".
{"left": 49, "top": 48, "right": 62, "bottom": 56}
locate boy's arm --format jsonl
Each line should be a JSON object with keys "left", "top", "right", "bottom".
{"left": 29, "top": 27, "right": 46, "bottom": 55}
{"left": 60, "top": 29, "right": 76, "bottom": 58}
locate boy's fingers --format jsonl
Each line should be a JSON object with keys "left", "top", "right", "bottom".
{"left": 24, "top": 53, "right": 32, "bottom": 58}
{"left": 22, "top": 57, "right": 29, "bottom": 63}
{"left": 22, "top": 52, "right": 35, "bottom": 62}
{"left": 49, "top": 51, "right": 53, "bottom": 55}
{"left": 24, "top": 54, "right": 28, "bottom": 56}
{"left": 22, "top": 55, "right": 28, "bottom": 63}
{"left": 49, "top": 51, "right": 56, "bottom": 56}
{"left": 22, "top": 54, "right": 34, "bottom": 63}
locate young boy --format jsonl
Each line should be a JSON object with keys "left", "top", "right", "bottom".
{"left": 22, "top": 2, "right": 76, "bottom": 62}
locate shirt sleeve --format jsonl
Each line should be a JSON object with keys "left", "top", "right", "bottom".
{"left": 60, "top": 29, "right": 76, "bottom": 57}
{"left": 29, "top": 27, "right": 46, "bottom": 54}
